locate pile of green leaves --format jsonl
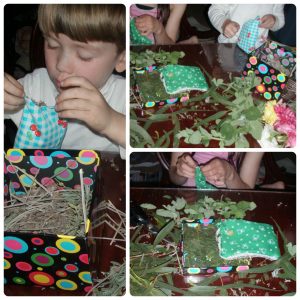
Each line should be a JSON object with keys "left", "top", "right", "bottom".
{"left": 177, "top": 74, "right": 265, "bottom": 147}
{"left": 141, "top": 195, "right": 257, "bottom": 223}
{"left": 134, "top": 69, "right": 183, "bottom": 103}
{"left": 130, "top": 49, "right": 185, "bottom": 68}
{"left": 182, "top": 222, "right": 249, "bottom": 268}
{"left": 131, "top": 194, "right": 296, "bottom": 296}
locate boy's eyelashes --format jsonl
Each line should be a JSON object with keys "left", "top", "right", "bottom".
{"left": 45, "top": 40, "right": 94, "bottom": 61}
{"left": 78, "top": 55, "right": 93, "bottom": 62}
{"left": 46, "top": 40, "right": 60, "bottom": 49}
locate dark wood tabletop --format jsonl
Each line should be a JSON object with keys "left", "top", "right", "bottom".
{"left": 130, "top": 43, "right": 260, "bottom": 148}
{"left": 4, "top": 152, "right": 125, "bottom": 296}
{"left": 130, "top": 187, "right": 296, "bottom": 296}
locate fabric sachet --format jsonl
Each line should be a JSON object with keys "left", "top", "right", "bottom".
{"left": 159, "top": 65, "right": 208, "bottom": 94}
{"left": 14, "top": 96, "right": 67, "bottom": 149}
{"left": 216, "top": 219, "right": 280, "bottom": 260}
{"left": 195, "top": 166, "right": 216, "bottom": 190}
{"left": 130, "top": 18, "right": 153, "bottom": 45}
{"left": 238, "top": 17, "right": 260, "bottom": 54}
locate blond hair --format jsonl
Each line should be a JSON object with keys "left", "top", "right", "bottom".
{"left": 38, "top": 4, "right": 125, "bottom": 53}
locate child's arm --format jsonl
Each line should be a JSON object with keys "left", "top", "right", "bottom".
{"left": 55, "top": 76, "right": 125, "bottom": 148}
{"left": 135, "top": 4, "right": 186, "bottom": 44}
{"left": 135, "top": 15, "right": 175, "bottom": 44}
{"left": 4, "top": 73, "right": 25, "bottom": 113}
{"left": 169, "top": 152, "right": 197, "bottom": 185}
{"left": 164, "top": 4, "right": 187, "bottom": 42}
{"left": 238, "top": 152, "right": 264, "bottom": 189}
{"left": 208, "top": 4, "right": 235, "bottom": 35}
{"left": 260, "top": 4, "right": 285, "bottom": 31}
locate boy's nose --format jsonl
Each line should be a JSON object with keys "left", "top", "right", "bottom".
{"left": 56, "top": 53, "right": 73, "bottom": 74}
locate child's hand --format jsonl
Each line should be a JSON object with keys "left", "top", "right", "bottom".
{"left": 222, "top": 19, "right": 240, "bottom": 38}
{"left": 4, "top": 73, "right": 25, "bottom": 112}
{"left": 201, "top": 158, "right": 235, "bottom": 188}
{"left": 135, "top": 15, "right": 163, "bottom": 36}
{"left": 175, "top": 153, "right": 197, "bottom": 179}
{"left": 56, "top": 76, "right": 117, "bottom": 138}
{"left": 259, "top": 14, "right": 276, "bottom": 29}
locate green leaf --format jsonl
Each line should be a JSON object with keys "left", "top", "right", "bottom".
{"left": 237, "top": 201, "right": 251, "bottom": 210}
{"left": 244, "top": 106, "right": 262, "bottom": 120}
{"left": 130, "top": 119, "right": 154, "bottom": 147}
{"left": 156, "top": 209, "right": 178, "bottom": 219}
{"left": 188, "top": 130, "right": 202, "bottom": 144}
{"left": 287, "top": 242, "right": 296, "bottom": 256}
{"left": 234, "top": 210, "right": 246, "bottom": 219}
{"left": 235, "top": 134, "right": 249, "bottom": 148}
{"left": 249, "top": 202, "right": 257, "bottom": 211}
{"left": 171, "top": 197, "right": 186, "bottom": 210}
{"left": 220, "top": 123, "right": 235, "bottom": 140}
{"left": 184, "top": 208, "right": 198, "bottom": 215}
{"left": 140, "top": 203, "right": 157, "bottom": 210}
{"left": 153, "top": 219, "right": 175, "bottom": 247}
{"left": 249, "top": 120, "right": 263, "bottom": 140}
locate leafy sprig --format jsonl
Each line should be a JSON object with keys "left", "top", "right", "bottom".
{"left": 130, "top": 49, "right": 185, "bottom": 68}
{"left": 176, "top": 74, "right": 265, "bottom": 147}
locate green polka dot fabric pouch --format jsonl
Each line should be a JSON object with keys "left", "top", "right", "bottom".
{"left": 14, "top": 96, "right": 67, "bottom": 149}
{"left": 159, "top": 65, "right": 208, "bottom": 94}
{"left": 195, "top": 166, "right": 216, "bottom": 190}
{"left": 130, "top": 18, "right": 153, "bottom": 45}
{"left": 216, "top": 219, "right": 280, "bottom": 260}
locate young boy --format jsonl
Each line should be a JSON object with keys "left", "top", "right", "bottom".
{"left": 4, "top": 4, "right": 126, "bottom": 157}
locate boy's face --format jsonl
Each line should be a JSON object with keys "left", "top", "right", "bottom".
{"left": 44, "top": 33, "right": 125, "bottom": 92}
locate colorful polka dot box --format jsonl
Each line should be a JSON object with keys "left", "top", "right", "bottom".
{"left": 4, "top": 149, "right": 100, "bottom": 292}
{"left": 181, "top": 219, "right": 250, "bottom": 276}
{"left": 133, "top": 66, "right": 190, "bottom": 108}
{"left": 243, "top": 41, "right": 296, "bottom": 101}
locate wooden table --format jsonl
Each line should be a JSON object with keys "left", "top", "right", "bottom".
{"left": 4, "top": 152, "right": 125, "bottom": 296}
{"left": 130, "top": 43, "right": 260, "bottom": 148}
{"left": 130, "top": 187, "right": 296, "bottom": 296}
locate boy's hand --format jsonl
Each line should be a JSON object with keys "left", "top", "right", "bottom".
{"left": 259, "top": 14, "right": 276, "bottom": 29}
{"left": 56, "top": 76, "right": 115, "bottom": 137}
{"left": 4, "top": 73, "right": 25, "bottom": 112}
{"left": 201, "top": 158, "right": 235, "bottom": 188}
{"left": 222, "top": 19, "right": 240, "bottom": 38}
{"left": 135, "top": 15, "right": 163, "bottom": 36}
{"left": 176, "top": 153, "right": 197, "bottom": 179}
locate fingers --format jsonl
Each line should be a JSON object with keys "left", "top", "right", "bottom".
{"left": 55, "top": 98, "right": 90, "bottom": 115}
{"left": 223, "top": 21, "right": 240, "bottom": 38}
{"left": 182, "top": 153, "right": 197, "bottom": 168}
{"left": 56, "top": 76, "right": 97, "bottom": 110}
{"left": 259, "top": 15, "right": 275, "bottom": 29}
{"left": 5, "top": 73, "right": 24, "bottom": 94}
{"left": 4, "top": 73, "right": 25, "bottom": 112}
{"left": 201, "top": 159, "right": 226, "bottom": 184}
{"left": 176, "top": 154, "right": 197, "bottom": 178}
{"left": 135, "top": 15, "right": 154, "bottom": 35}
{"left": 60, "top": 76, "right": 94, "bottom": 91}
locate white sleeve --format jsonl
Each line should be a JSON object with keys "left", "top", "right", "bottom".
{"left": 119, "top": 146, "right": 126, "bottom": 160}
{"left": 271, "top": 4, "right": 285, "bottom": 31}
{"left": 208, "top": 4, "right": 231, "bottom": 33}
